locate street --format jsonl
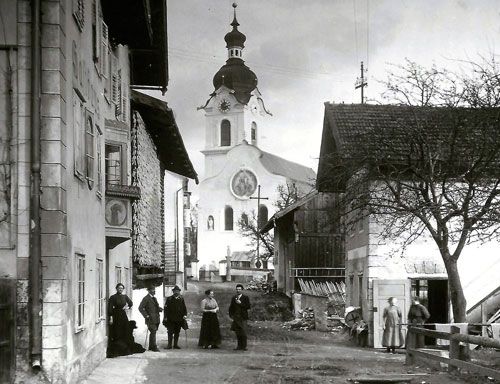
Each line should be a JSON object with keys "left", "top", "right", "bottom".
{"left": 82, "top": 283, "right": 476, "bottom": 384}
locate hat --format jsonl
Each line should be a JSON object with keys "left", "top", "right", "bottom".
{"left": 172, "top": 285, "right": 181, "bottom": 292}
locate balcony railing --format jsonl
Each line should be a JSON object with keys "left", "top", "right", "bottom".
{"left": 105, "top": 184, "right": 141, "bottom": 199}
{"left": 290, "top": 267, "right": 345, "bottom": 278}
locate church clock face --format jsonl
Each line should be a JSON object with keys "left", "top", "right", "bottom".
{"left": 218, "top": 98, "right": 231, "bottom": 113}
{"left": 230, "top": 169, "right": 258, "bottom": 199}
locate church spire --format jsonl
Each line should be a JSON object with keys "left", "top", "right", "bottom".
{"left": 224, "top": 3, "right": 246, "bottom": 59}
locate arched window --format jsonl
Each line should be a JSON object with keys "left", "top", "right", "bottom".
{"left": 251, "top": 122, "right": 257, "bottom": 145}
{"left": 241, "top": 212, "right": 249, "bottom": 226}
{"left": 224, "top": 206, "right": 234, "bottom": 231}
{"left": 258, "top": 204, "right": 268, "bottom": 228}
{"left": 221, "top": 120, "right": 231, "bottom": 146}
{"left": 207, "top": 215, "right": 214, "bottom": 231}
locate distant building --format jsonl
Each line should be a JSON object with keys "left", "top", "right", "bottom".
{"left": 0, "top": 1, "right": 196, "bottom": 382}
{"left": 316, "top": 103, "right": 500, "bottom": 347}
{"left": 195, "top": 5, "right": 315, "bottom": 279}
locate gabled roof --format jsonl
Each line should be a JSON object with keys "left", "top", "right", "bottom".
{"left": 260, "top": 150, "right": 316, "bottom": 185}
{"left": 317, "top": 103, "right": 500, "bottom": 192}
{"left": 260, "top": 191, "right": 318, "bottom": 233}
{"left": 131, "top": 91, "right": 198, "bottom": 183}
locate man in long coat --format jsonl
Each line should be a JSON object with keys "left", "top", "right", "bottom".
{"left": 163, "top": 285, "right": 188, "bottom": 349}
{"left": 228, "top": 284, "right": 251, "bottom": 351}
{"left": 139, "top": 286, "right": 162, "bottom": 352}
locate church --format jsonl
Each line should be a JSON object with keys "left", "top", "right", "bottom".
{"left": 195, "top": 4, "right": 316, "bottom": 280}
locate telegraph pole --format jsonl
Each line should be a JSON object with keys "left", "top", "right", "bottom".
{"left": 355, "top": 61, "right": 368, "bottom": 104}
{"left": 249, "top": 185, "right": 269, "bottom": 268}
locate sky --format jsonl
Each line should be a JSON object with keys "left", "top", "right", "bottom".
{"left": 161, "top": 0, "right": 500, "bottom": 238}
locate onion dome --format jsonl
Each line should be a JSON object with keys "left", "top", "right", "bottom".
{"left": 212, "top": 3, "right": 257, "bottom": 105}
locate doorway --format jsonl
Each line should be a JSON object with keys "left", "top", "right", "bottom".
{"left": 411, "top": 278, "right": 449, "bottom": 345}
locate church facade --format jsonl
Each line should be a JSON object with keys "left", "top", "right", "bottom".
{"left": 195, "top": 5, "right": 316, "bottom": 279}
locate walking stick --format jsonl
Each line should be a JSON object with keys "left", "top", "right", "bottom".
{"left": 144, "top": 328, "right": 149, "bottom": 349}
{"left": 184, "top": 329, "right": 188, "bottom": 348}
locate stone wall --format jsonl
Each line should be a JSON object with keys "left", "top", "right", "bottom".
{"left": 292, "top": 293, "right": 329, "bottom": 332}
{"left": 131, "top": 111, "right": 163, "bottom": 268}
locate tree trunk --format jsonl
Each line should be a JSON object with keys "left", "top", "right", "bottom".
{"left": 444, "top": 258, "right": 467, "bottom": 322}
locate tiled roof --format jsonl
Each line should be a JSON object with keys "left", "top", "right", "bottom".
{"left": 317, "top": 103, "right": 500, "bottom": 191}
{"left": 260, "top": 150, "right": 316, "bottom": 185}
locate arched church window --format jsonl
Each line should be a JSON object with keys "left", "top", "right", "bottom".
{"left": 251, "top": 122, "right": 257, "bottom": 145}
{"left": 224, "top": 206, "right": 234, "bottom": 231}
{"left": 241, "top": 212, "right": 249, "bottom": 226}
{"left": 207, "top": 215, "right": 214, "bottom": 231}
{"left": 221, "top": 120, "right": 231, "bottom": 147}
{"left": 258, "top": 204, "right": 268, "bottom": 228}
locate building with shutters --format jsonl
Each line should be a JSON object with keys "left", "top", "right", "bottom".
{"left": 0, "top": 1, "right": 196, "bottom": 382}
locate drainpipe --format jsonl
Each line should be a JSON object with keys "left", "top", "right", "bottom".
{"left": 29, "top": 0, "right": 42, "bottom": 370}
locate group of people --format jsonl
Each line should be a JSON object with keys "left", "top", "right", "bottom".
{"left": 382, "top": 296, "right": 430, "bottom": 353}
{"left": 107, "top": 283, "right": 251, "bottom": 356}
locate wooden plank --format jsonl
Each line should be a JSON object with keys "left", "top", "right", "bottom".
{"left": 408, "top": 349, "right": 500, "bottom": 381}
{"left": 409, "top": 326, "right": 500, "bottom": 348}
{"left": 409, "top": 327, "right": 452, "bottom": 340}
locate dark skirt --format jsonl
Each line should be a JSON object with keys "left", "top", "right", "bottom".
{"left": 198, "top": 312, "right": 221, "bottom": 347}
{"left": 110, "top": 309, "right": 129, "bottom": 342}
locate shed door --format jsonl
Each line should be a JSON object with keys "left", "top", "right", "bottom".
{"left": 372, "top": 279, "right": 411, "bottom": 348}
{"left": 0, "top": 279, "right": 15, "bottom": 383}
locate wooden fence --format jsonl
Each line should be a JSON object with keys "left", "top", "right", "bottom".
{"left": 406, "top": 325, "right": 500, "bottom": 380}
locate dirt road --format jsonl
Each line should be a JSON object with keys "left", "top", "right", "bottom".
{"left": 84, "top": 282, "right": 489, "bottom": 384}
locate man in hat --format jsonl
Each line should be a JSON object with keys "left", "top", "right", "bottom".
{"left": 163, "top": 285, "right": 188, "bottom": 349}
{"left": 229, "top": 284, "right": 251, "bottom": 351}
{"left": 139, "top": 285, "right": 162, "bottom": 352}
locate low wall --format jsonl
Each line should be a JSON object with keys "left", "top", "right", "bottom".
{"left": 292, "top": 293, "right": 328, "bottom": 331}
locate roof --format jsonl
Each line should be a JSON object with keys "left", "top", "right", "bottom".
{"left": 231, "top": 251, "right": 254, "bottom": 262}
{"left": 260, "top": 191, "right": 319, "bottom": 233}
{"left": 131, "top": 91, "right": 198, "bottom": 183}
{"left": 260, "top": 150, "right": 316, "bottom": 185}
{"left": 317, "top": 103, "right": 500, "bottom": 192}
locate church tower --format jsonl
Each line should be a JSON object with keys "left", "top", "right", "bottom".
{"left": 200, "top": 3, "right": 272, "bottom": 179}
{"left": 195, "top": 4, "right": 315, "bottom": 280}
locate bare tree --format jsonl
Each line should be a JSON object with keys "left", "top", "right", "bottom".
{"left": 274, "top": 182, "right": 303, "bottom": 211}
{"left": 335, "top": 57, "right": 500, "bottom": 322}
{"left": 237, "top": 211, "right": 274, "bottom": 268}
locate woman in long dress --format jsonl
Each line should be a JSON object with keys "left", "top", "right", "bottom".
{"left": 108, "top": 283, "right": 133, "bottom": 345}
{"left": 407, "top": 296, "right": 430, "bottom": 348}
{"left": 198, "top": 289, "right": 221, "bottom": 349}
{"left": 382, "top": 297, "right": 404, "bottom": 353}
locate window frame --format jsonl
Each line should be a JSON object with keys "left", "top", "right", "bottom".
{"left": 72, "top": 0, "right": 85, "bottom": 31}
{"left": 224, "top": 205, "right": 234, "bottom": 231}
{"left": 73, "top": 90, "right": 85, "bottom": 180}
{"left": 85, "top": 110, "right": 95, "bottom": 189}
{"left": 105, "top": 141, "right": 127, "bottom": 186}
{"left": 220, "top": 119, "right": 231, "bottom": 147}
{"left": 75, "top": 253, "right": 86, "bottom": 332}
{"left": 96, "top": 258, "right": 105, "bottom": 322}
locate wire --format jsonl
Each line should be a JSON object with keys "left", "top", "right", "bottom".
{"left": 366, "top": 0, "right": 370, "bottom": 69}
{"left": 353, "top": 0, "right": 359, "bottom": 65}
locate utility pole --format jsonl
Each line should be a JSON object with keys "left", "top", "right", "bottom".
{"left": 355, "top": 61, "right": 368, "bottom": 104}
{"left": 249, "top": 185, "right": 269, "bottom": 268}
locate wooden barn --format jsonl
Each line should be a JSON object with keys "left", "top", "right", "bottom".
{"left": 260, "top": 191, "right": 345, "bottom": 296}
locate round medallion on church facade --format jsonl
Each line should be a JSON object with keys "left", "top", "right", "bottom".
{"left": 230, "top": 169, "right": 258, "bottom": 199}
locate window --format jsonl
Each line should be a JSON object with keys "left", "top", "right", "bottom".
{"left": 207, "top": 215, "right": 214, "bottom": 231}
{"left": 96, "top": 258, "right": 105, "bottom": 320}
{"left": 85, "top": 111, "right": 95, "bottom": 189}
{"left": 76, "top": 253, "right": 86, "bottom": 330}
{"left": 96, "top": 126, "right": 103, "bottom": 196}
{"left": 221, "top": 120, "right": 231, "bottom": 146}
{"left": 92, "top": 0, "right": 100, "bottom": 63}
{"left": 124, "top": 267, "right": 130, "bottom": 296}
{"left": 251, "top": 122, "right": 257, "bottom": 144}
{"left": 224, "top": 206, "right": 234, "bottom": 231}
{"left": 241, "top": 212, "right": 249, "bottom": 226}
{"left": 258, "top": 205, "right": 268, "bottom": 228}
{"left": 72, "top": 0, "right": 85, "bottom": 31}
{"left": 105, "top": 144, "right": 123, "bottom": 185}
{"left": 73, "top": 91, "right": 85, "bottom": 179}
{"left": 115, "top": 266, "right": 122, "bottom": 286}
